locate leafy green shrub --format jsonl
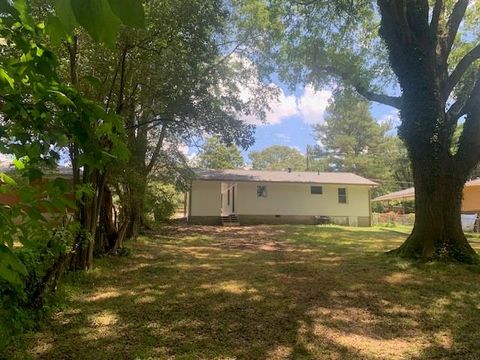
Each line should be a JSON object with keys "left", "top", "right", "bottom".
{"left": 145, "top": 182, "right": 181, "bottom": 223}
{"left": 117, "top": 247, "right": 132, "bottom": 257}
{"left": 0, "top": 0, "right": 145, "bottom": 353}
{"left": 0, "top": 225, "right": 75, "bottom": 352}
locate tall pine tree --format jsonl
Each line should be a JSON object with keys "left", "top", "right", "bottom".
{"left": 313, "top": 91, "right": 394, "bottom": 186}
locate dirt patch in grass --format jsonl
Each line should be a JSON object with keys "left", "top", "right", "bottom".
{"left": 9, "top": 225, "right": 480, "bottom": 360}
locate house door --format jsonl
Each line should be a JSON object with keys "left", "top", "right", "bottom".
{"left": 232, "top": 186, "right": 235, "bottom": 213}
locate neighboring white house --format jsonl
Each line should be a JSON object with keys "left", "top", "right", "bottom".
{"left": 187, "top": 169, "right": 377, "bottom": 226}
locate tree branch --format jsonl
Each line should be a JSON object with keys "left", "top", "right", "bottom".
{"left": 116, "top": 45, "right": 130, "bottom": 114}
{"left": 454, "top": 77, "right": 480, "bottom": 172}
{"left": 124, "top": 116, "right": 178, "bottom": 130}
{"left": 146, "top": 125, "right": 167, "bottom": 175}
{"left": 430, "top": 0, "right": 443, "bottom": 36}
{"left": 105, "top": 53, "right": 122, "bottom": 112}
{"left": 447, "top": 97, "right": 467, "bottom": 122}
{"left": 66, "top": 35, "right": 78, "bottom": 86}
{"left": 447, "top": 43, "right": 480, "bottom": 95}
{"left": 313, "top": 63, "right": 402, "bottom": 109}
{"left": 354, "top": 84, "right": 402, "bottom": 109}
{"left": 445, "top": 0, "right": 469, "bottom": 53}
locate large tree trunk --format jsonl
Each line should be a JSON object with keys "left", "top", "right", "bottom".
{"left": 95, "top": 185, "right": 119, "bottom": 254}
{"left": 95, "top": 185, "right": 130, "bottom": 254}
{"left": 69, "top": 169, "right": 107, "bottom": 270}
{"left": 375, "top": 1, "right": 480, "bottom": 263}
{"left": 393, "top": 168, "right": 477, "bottom": 262}
{"left": 124, "top": 182, "right": 146, "bottom": 239}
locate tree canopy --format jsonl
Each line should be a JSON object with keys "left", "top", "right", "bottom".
{"left": 249, "top": 145, "right": 306, "bottom": 171}
{"left": 197, "top": 137, "right": 245, "bottom": 169}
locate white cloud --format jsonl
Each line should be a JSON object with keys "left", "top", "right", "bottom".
{"left": 177, "top": 143, "right": 189, "bottom": 157}
{"left": 175, "top": 142, "right": 199, "bottom": 164}
{"left": 378, "top": 110, "right": 400, "bottom": 136}
{"left": 243, "top": 84, "right": 332, "bottom": 126}
{"left": 378, "top": 110, "right": 400, "bottom": 126}
{"left": 264, "top": 90, "right": 298, "bottom": 125}
{"left": 228, "top": 55, "right": 332, "bottom": 126}
{"left": 241, "top": 85, "right": 297, "bottom": 126}
{"left": 297, "top": 85, "right": 332, "bottom": 124}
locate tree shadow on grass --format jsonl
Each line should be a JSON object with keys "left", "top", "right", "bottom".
{"left": 12, "top": 225, "right": 480, "bottom": 360}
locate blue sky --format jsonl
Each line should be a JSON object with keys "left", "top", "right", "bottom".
{"left": 216, "top": 83, "right": 399, "bottom": 164}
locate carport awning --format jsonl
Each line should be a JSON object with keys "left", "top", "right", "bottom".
{"left": 372, "top": 178, "right": 480, "bottom": 203}
{"left": 372, "top": 187, "right": 415, "bottom": 202}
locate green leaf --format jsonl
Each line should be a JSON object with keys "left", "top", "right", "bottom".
{"left": 0, "top": 244, "right": 27, "bottom": 286}
{"left": 70, "top": 0, "right": 121, "bottom": 47}
{"left": 46, "top": 15, "right": 68, "bottom": 46}
{"left": 54, "top": 0, "right": 78, "bottom": 33}
{"left": 12, "top": 0, "right": 34, "bottom": 29}
{"left": 0, "top": 68, "right": 14, "bottom": 89}
{"left": 0, "top": 245, "right": 27, "bottom": 275}
{"left": 48, "top": 90, "right": 76, "bottom": 108}
{"left": 84, "top": 75, "right": 102, "bottom": 91}
{"left": 0, "top": 265, "right": 23, "bottom": 286}
{"left": 12, "top": 158, "right": 25, "bottom": 170}
{"left": 0, "top": 173, "right": 16, "bottom": 186}
{"left": 26, "top": 205, "right": 45, "bottom": 221}
{"left": 108, "top": 0, "right": 144, "bottom": 28}
{"left": 100, "top": 150, "right": 117, "bottom": 159}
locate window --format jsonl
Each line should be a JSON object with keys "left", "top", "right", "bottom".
{"left": 257, "top": 185, "right": 267, "bottom": 198}
{"left": 311, "top": 186, "right": 323, "bottom": 195}
{"left": 338, "top": 188, "right": 347, "bottom": 203}
{"left": 227, "top": 189, "right": 230, "bottom": 205}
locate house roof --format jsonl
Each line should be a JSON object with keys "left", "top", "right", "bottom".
{"left": 371, "top": 187, "right": 415, "bottom": 202}
{"left": 466, "top": 178, "right": 480, "bottom": 187}
{"left": 193, "top": 168, "right": 378, "bottom": 186}
{"left": 372, "top": 178, "right": 480, "bottom": 202}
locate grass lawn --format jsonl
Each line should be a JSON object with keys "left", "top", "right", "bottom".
{"left": 10, "top": 225, "right": 480, "bottom": 359}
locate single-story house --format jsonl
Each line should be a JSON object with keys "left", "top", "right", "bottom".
{"left": 372, "top": 178, "right": 480, "bottom": 213}
{"left": 187, "top": 169, "right": 377, "bottom": 226}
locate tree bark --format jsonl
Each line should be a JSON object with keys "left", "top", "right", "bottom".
{"left": 95, "top": 185, "right": 119, "bottom": 254}
{"left": 391, "top": 86, "right": 478, "bottom": 262}
{"left": 69, "top": 169, "right": 108, "bottom": 270}
{"left": 125, "top": 183, "right": 146, "bottom": 239}
{"left": 375, "top": 0, "right": 479, "bottom": 263}
{"left": 392, "top": 167, "right": 477, "bottom": 262}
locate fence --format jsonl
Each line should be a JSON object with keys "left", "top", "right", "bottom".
{"left": 372, "top": 212, "right": 415, "bottom": 226}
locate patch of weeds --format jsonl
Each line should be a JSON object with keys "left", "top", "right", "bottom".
{"left": 109, "top": 247, "right": 131, "bottom": 257}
